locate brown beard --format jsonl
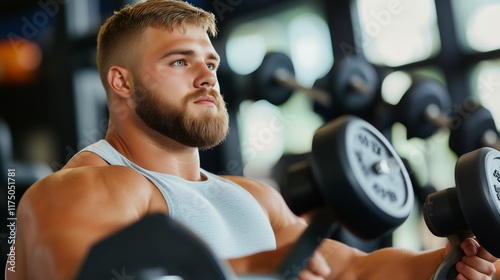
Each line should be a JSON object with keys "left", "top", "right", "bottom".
{"left": 134, "top": 82, "right": 229, "bottom": 150}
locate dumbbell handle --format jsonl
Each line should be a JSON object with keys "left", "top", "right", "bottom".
{"left": 424, "top": 103, "right": 452, "bottom": 129}
{"left": 432, "top": 230, "right": 473, "bottom": 280}
{"left": 273, "top": 68, "right": 332, "bottom": 107}
{"left": 278, "top": 208, "right": 337, "bottom": 279}
{"left": 348, "top": 75, "right": 372, "bottom": 97}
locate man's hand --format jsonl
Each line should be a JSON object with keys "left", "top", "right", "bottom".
{"left": 297, "top": 250, "right": 331, "bottom": 280}
{"left": 455, "top": 238, "right": 497, "bottom": 280}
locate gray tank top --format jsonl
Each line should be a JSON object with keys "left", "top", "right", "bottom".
{"left": 78, "top": 140, "right": 276, "bottom": 258}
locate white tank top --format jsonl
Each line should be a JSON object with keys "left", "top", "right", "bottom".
{"left": 78, "top": 140, "right": 276, "bottom": 259}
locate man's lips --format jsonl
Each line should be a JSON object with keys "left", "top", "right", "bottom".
{"left": 194, "top": 95, "right": 217, "bottom": 106}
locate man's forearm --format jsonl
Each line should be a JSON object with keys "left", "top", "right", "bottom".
{"left": 318, "top": 239, "right": 445, "bottom": 280}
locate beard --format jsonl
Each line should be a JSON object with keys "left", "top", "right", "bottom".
{"left": 134, "top": 82, "right": 229, "bottom": 150}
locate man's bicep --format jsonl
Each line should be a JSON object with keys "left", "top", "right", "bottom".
{"left": 16, "top": 169, "right": 147, "bottom": 280}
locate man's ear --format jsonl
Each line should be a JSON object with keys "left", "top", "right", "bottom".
{"left": 107, "top": 66, "right": 133, "bottom": 98}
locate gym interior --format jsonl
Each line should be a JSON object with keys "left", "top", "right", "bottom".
{"left": 1, "top": 0, "right": 500, "bottom": 279}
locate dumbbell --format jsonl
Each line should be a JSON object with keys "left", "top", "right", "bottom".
{"left": 395, "top": 74, "right": 453, "bottom": 139}
{"left": 313, "top": 55, "right": 380, "bottom": 119}
{"left": 77, "top": 212, "right": 236, "bottom": 280}
{"left": 394, "top": 74, "right": 500, "bottom": 156}
{"left": 219, "top": 52, "right": 378, "bottom": 112}
{"left": 449, "top": 104, "right": 500, "bottom": 156}
{"left": 423, "top": 147, "right": 500, "bottom": 280}
{"left": 278, "top": 115, "right": 415, "bottom": 278}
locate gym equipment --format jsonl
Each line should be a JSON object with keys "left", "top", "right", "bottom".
{"left": 449, "top": 105, "right": 500, "bottom": 156}
{"left": 395, "top": 74, "right": 500, "bottom": 156}
{"left": 77, "top": 213, "right": 236, "bottom": 280}
{"left": 423, "top": 147, "right": 500, "bottom": 280}
{"left": 220, "top": 52, "right": 379, "bottom": 112}
{"left": 313, "top": 56, "right": 380, "bottom": 119}
{"left": 279, "top": 115, "right": 415, "bottom": 278}
{"left": 395, "top": 74, "right": 453, "bottom": 140}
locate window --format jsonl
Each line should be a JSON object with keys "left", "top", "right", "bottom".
{"left": 356, "top": 0, "right": 441, "bottom": 66}
{"left": 452, "top": 0, "right": 500, "bottom": 52}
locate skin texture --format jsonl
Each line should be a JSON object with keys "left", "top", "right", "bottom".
{"left": 5, "top": 24, "right": 498, "bottom": 280}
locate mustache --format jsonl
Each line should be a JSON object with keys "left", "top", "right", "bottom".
{"left": 187, "top": 88, "right": 225, "bottom": 107}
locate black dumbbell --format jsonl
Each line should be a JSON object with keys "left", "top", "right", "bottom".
{"left": 218, "top": 51, "right": 325, "bottom": 108}
{"left": 448, "top": 104, "right": 500, "bottom": 156}
{"left": 423, "top": 147, "right": 500, "bottom": 280}
{"left": 313, "top": 56, "right": 380, "bottom": 119}
{"left": 219, "top": 52, "right": 378, "bottom": 112}
{"left": 278, "top": 115, "right": 415, "bottom": 278}
{"left": 77, "top": 213, "right": 235, "bottom": 280}
{"left": 395, "top": 74, "right": 453, "bottom": 139}
{"left": 395, "top": 74, "right": 500, "bottom": 156}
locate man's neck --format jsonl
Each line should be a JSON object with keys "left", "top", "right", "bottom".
{"left": 104, "top": 126, "right": 204, "bottom": 182}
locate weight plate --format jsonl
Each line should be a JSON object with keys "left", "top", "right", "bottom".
{"left": 249, "top": 52, "right": 294, "bottom": 106}
{"left": 310, "top": 115, "right": 414, "bottom": 239}
{"left": 449, "top": 105, "right": 497, "bottom": 156}
{"left": 331, "top": 57, "right": 379, "bottom": 113}
{"left": 396, "top": 75, "right": 452, "bottom": 139}
{"left": 77, "top": 213, "right": 234, "bottom": 280}
{"left": 455, "top": 147, "right": 500, "bottom": 257}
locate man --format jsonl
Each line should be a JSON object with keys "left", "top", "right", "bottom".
{"left": 6, "top": 0, "right": 498, "bottom": 279}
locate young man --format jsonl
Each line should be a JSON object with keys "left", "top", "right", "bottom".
{"left": 6, "top": 0, "right": 498, "bottom": 279}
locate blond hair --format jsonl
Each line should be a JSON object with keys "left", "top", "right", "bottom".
{"left": 96, "top": 0, "right": 217, "bottom": 92}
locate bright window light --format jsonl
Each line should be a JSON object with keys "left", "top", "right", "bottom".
{"left": 288, "top": 13, "right": 334, "bottom": 86}
{"left": 472, "top": 60, "right": 500, "bottom": 129}
{"left": 452, "top": 0, "right": 500, "bottom": 52}
{"left": 226, "top": 34, "right": 267, "bottom": 76}
{"left": 466, "top": 4, "right": 500, "bottom": 52}
{"left": 356, "top": 0, "right": 440, "bottom": 67}
{"left": 381, "top": 71, "right": 412, "bottom": 105}
{"left": 238, "top": 100, "right": 286, "bottom": 170}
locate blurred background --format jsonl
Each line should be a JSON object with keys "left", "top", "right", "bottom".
{"left": 1, "top": 0, "right": 500, "bottom": 267}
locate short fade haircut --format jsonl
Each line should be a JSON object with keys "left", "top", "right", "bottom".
{"left": 96, "top": 0, "right": 217, "bottom": 93}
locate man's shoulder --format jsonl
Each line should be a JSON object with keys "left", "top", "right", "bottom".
{"left": 23, "top": 164, "right": 151, "bottom": 208}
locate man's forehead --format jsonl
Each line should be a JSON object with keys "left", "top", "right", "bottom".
{"left": 143, "top": 26, "right": 218, "bottom": 57}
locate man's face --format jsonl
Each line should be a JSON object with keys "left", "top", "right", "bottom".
{"left": 132, "top": 25, "right": 229, "bottom": 150}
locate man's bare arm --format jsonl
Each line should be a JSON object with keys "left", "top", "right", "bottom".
{"left": 226, "top": 177, "right": 497, "bottom": 280}
{"left": 6, "top": 166, "right": 154, "bottom": 280}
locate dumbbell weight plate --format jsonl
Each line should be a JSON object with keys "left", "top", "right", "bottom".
{"left": 248, "top": 52, "right": 295, "bottom": 106}
{"left": 449, "top": 105, "right": 498, "bottom": 156}
{"left": 396, "top": 75, "right": 452, "bottom": 139}
{"left": 455, "top": 147, "right": 500, "bottom": 257}
{"left": 77, "top": 213, "right": 235, "bottom": 280}
{"left": 331, "top": 57, "right": 379, "bottom": 112}
{"left": 313, "top": 57, "right": 379, "bottom": 120}
{"left": 310, "top": 115, "right": 414, "bottom": 239}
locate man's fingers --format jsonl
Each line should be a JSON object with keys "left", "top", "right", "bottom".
{"left": 295, "top": 251, "right": 331, "bottom": 280}
{"left": 307, "top": 251, "right": 331, "bottom": 277}
{"left": 460, "top": 238, "right": 498, "bottom": 262}
{"left": 461, "top": 238, "right": 480, "bottom": 256}
{"left": 456, "top": 247, "right": 497, "bottom": 279}
{"left": 297, "top": 269, "right": 325, "bottom": 280}
{"left": 456, "top": 258, "right": 496, "bottom": 280}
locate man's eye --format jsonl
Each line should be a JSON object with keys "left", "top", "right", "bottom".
{"left": 207, "top": 63, "right": 217, "bottom": 70}
{"left": 172, "top": 60, "right": 185, "bottom": 66}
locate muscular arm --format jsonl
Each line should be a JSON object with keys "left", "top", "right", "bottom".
{"left": 224, "top": 176, "right": 497, "bottom": 280}
{"left": 6, "top": 166, "right": 154, "bottom": 280}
